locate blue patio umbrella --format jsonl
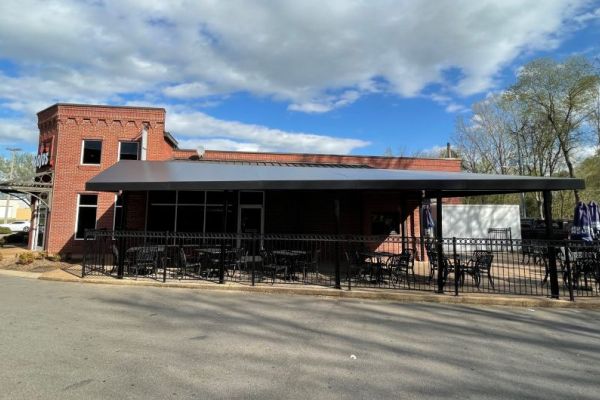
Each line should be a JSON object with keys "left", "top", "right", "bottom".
{"left": 571, "top": 202, "right": 593, "bottom": 241}
{"left": 588, "top": 201, "right": 600, "bottom": 239}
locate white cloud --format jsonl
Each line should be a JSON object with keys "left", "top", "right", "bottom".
{"left": 574, "top": 7, "right": 600, "bottom": 23}
{"left": 574, "top": 144, "right": 599, "bottom": 163}
{"left": 163, "top": 82, "right": 219, "bottom": 99}
{"left": 0, "top": 0, "right": 595, "bottom": 150}
{"left": 0, "top": 118, "right": 38, "bottom": 144}
{"left": 445, "top": 103, "right": 469, "bottom": 113}
{"left": 429, "top": 93, "right": 468, "bottom": 114}
{"left": 166, "top": 109, "right": 370, "bottom": 154}
{"left": 288, "top": 90, "right": 362, "bottom": 113}
{"left": 0, "top": 0, "right": 592, "bottom": 107}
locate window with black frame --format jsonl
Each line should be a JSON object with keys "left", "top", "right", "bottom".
{"left": 81, "top": 140, "right": 102, "bottom": 165}
{"left": 76, "top": 194, "right": 98, "bottom": 239}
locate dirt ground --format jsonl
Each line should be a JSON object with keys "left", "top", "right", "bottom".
{"left": 0, "top": 245, "right": 78, "bottom": 273}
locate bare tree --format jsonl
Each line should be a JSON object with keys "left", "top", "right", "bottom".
{"left": 509, "top": 56, "right": 600, "bottom": 202}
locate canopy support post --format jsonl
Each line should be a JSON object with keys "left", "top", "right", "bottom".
{"left": 334, "top": 198, "right": 341, "bottom": 289}
{"left": 436, "top": 195, "right": 445, "bottom": 294}
{"left": 543, "top": 190, "right": 559, "bottom": 299}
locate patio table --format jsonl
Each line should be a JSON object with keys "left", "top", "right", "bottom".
{"left": 271, "top": 250, "right": 307, "bottom": 280}
{"left": 360, "top": 251, "right": 396, "bottom": 283}
{"left": 125, "top": 245, "right": 166, "bottom": 275}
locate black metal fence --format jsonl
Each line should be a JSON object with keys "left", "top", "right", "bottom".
{"left": 83, "top": 230, "right": 600, "bottom": 300}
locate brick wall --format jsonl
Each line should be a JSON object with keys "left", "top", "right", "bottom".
{"left": 37, "top": 104, "right": 172, "bottom": 255}
{"left": 174, "top": 149, "right": 462, "bottom": 172}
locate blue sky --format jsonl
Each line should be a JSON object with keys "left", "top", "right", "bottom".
{"left": 0, "top": 0, "right": 599, "bottom": 157}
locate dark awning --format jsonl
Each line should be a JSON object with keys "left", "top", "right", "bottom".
{"left": 85, "top": 160, "right": 585, "bottom": 196}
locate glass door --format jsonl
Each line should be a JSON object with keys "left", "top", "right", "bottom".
{"left": 239, "top": 206, "right": 263, "bottom": 234}
{"left": 33, "top": 204, "right": 47, "bottom": 250}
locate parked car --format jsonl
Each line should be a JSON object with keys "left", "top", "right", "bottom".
{"left": 0, "top": 220, "right": 30, "bottom": 232}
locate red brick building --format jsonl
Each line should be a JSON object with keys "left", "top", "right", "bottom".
{"left": 31, "top": 103, "right": 461, "bottom": 256}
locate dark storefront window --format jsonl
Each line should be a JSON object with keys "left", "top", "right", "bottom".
{"left": 81, "top": 140, "right": 102, "bottom": 165}
{"left": 371, "top": 212, "right": 399, "bottom": 235}
{"left": 144, "top": 190, "right": 239, "bottom": 233}
{"left": 76, "top": 194, "right": 97, "bottom": 239}
{"left": 205, "top": 205, "right": 235, "bottom": 232}
{"left": 119, "top": 142, "right": 139, "bottom": 160}
{"left": 113, "top": 195, "right": 124, "bottom": 230}
{"left": 240, "top": 191, "right": 263, "bottom": 205}
{"left": 147, "top": 191, "right": 176, "bottom": 231}
{"left": 177, "top": 191, "right": 205, "bottom": 232}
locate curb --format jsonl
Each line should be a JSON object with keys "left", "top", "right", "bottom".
{"left": 0, "top": 269, "right": 42, "bottom": 279}
{"left": 36, "top": 271, "right": 600, "bottom": 309}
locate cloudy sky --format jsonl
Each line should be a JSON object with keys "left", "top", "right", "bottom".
{"left": 1, "top": 0, "right": 599, "bottom": 156}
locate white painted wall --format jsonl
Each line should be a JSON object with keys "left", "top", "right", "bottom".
{"left": 0, "top": 198, "right": 29, "bottom": 220}
{"left": 435, "top": 204, "right": 522, "bottom": 240}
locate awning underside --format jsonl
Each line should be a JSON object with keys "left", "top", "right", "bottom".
{"left": 85, "top": 160, "right": 585, "bottom": 197}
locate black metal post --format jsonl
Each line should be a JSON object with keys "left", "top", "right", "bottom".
{"left": 543, "top": 190, "right": 559, "bottom": 299}
{"left": 82, "top": 231, "right": 88, "bottom": 278}
{"left": 251, "top": 232, "right": 256, "bottom": 286}
{"left": 117, "top": 233, "right": 125, "bottom": 279}
{"left": 436, "top": 196, "right": 445, "bottom": 293}
{"left": 401, "top": 200, "right": 407, "bottom": 252}
{"left": 453, "top": 236, "right": 459, "bottom": 296}
{"left": 161, "top": 231, "right": 167, "bottom": 283}
{"left": 334, "top": 198, "right": 341, "bottom": 289}
{"left": 564, "top": 240, "right": 574, "bottom": 301}
{"left": 116, "top": 191, "right": 128, "bottom": 279}
{"left": 419, "top": 203, "right": 425, "bottom": 261}
{"left": 219, "top": 195, "right": 229, "bottom": 284}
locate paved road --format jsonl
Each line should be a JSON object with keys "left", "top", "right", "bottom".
{"left": 1, "top": 276, "right": 599, "bottom": 400}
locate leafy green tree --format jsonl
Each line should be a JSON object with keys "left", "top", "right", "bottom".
{"left": 0, "top": 152, "right": 36, "bottom": 183}
{"left": 578, "top": 151, "right": 600, "bottom": 202}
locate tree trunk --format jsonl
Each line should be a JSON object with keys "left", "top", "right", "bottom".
{"left": 561, "top": 142, "right": 580, "bottom": 203}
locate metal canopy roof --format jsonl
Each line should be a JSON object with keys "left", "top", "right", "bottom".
{"left": 85, "top": 160, "right": 585, "bottom": 196}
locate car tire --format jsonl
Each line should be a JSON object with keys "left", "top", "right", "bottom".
{"left": 23, "top": 227, "right": 29, "bottom": 232}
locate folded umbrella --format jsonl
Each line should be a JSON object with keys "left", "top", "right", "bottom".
{"left": 588, "top": 201, "right": 600, "bottom": 239}
{"left": 571, "top": 201, "right": 593, "bottom": 241}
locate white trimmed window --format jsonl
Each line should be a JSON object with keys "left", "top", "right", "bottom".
{"left": 81, "top": 140, "right": 102, "bottom": 165}
{"left": 118, "top": 141, "right": 139, "bottom": 160}
{"left": 75, "top": 194, "right": 98, "bottom": 239}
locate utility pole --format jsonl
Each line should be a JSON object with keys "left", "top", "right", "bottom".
{"left": 3, "top": 147, "right": 22, "bottom": 224}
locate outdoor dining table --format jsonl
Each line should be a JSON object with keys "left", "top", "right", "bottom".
{"left": 195, "top": 247, "right": 223, "bottom": 255}
{"left": 271, "top": 249, "right": 308, "bottom": 280}
{"left": 360, "top": 251, "right": 396, "bottom": 283}
{"left": 125, "top": 245, "right": 166, "bottom": 275}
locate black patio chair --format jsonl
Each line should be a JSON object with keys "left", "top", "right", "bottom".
{"left": 110, "top": 244, "right": 122, "bottom": 274}
{"left": 299, "top": 249, "right": 321, "bottom": 283}
{"left": 460, "top": 251, "right": 494, "bottom": 288}
{"left": 426, "top": 246, "right": 457, "bottom": 288}
{"left": 225, "top": 247, "right": 247, "bottom": 279}
{"left": 426, "top": 246, "right": 440, "bottom": 283}
{"left": 572, "top": 252, "right": 600, "bottom": 290}
{"left": 259, "top": 249, "right": 287, "bottom": 284}
{"left": 197, "top": 250, "right": 224, "bottom": 279}
{"left": 177, "top": 247, "right": 203, "bottom": 278}
{"left": 128, "top": 246, "right": 160, "bottom": 278}
{"left": 344, "top": 250, "right": 366, "bottom": 284}
{"left": 388, "top": 249, "right": 415, "bottom": 287}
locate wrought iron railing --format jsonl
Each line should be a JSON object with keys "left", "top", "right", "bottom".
{"left": 82, "top": 230, "right": 600, "bottom": 300}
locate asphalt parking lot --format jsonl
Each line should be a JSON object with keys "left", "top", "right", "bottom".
{"left": 1, "top": 275, "right": 599, "bottom": 400}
